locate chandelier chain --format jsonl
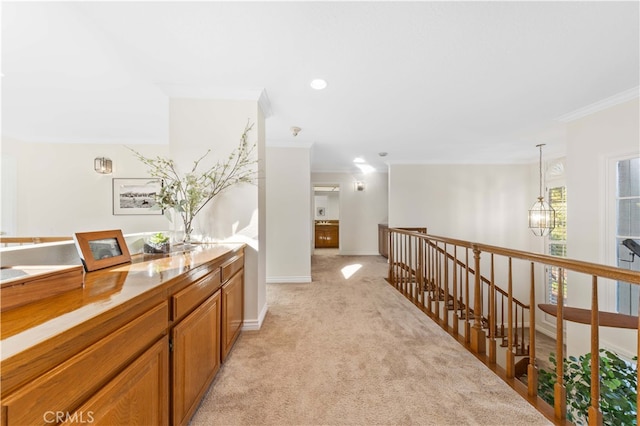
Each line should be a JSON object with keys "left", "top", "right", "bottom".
{"left": 536, "top": 143, "right": 545, "bottom": 198}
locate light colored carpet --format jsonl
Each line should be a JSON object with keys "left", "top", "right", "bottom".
{"left": 190, "top": 254, "right": 552, "bottom": 426}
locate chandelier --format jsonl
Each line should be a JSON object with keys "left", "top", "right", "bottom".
{"left": 528, "top": 144, "right": 556, "bottom": 236}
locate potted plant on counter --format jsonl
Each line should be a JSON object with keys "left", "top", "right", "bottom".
{"left": 129, "top": 121, "right": 257, "bottom": 245}
{"left": 143, "top": 232, "right": 171, "bottom": 254}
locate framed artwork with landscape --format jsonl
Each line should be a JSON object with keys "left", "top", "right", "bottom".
{"left": 112, "top": 178, "right": 163, "bottom": 215}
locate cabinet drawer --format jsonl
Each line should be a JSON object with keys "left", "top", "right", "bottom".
{"left": 221, "top": 254, "right": 243, "bottom": 283}
{"left": 1, "top": 302, "right": 168, "bottom": 426}
{"left": 172, "top": 269, "right": 221, "bottom": 321}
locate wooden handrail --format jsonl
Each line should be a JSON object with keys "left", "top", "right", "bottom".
{"left": 387, "top": 227, "right": 640, "bottom": 425}
{"left": 425, "top": 239, "right": 530, "bottom": 308}
{"left": 391, "top": 229, "right": 640, "bottom": 284}
{"left": 0, "top": 237, "right": 72, "bottom": 247}
{"left": 418, "top": 238, "right": 532, "bottom": 355}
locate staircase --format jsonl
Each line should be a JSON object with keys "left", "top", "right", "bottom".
{"left": 386, "top": 227, "right": 640, "bottom": 425}
{"left": 387, "top": 240, "right": 532, "bottom": 366}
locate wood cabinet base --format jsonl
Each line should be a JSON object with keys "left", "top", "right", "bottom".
{"left": 1, "top": 244, "right": 245, "bottom": 426}
{"left": 172, "top": 291, "right": 221, "bottom": 426}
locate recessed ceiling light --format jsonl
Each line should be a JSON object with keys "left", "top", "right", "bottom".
{"left": 353, "top": 157, "right": 365, "bottom": 163}
{"left": 310, "top": 79, "right": 327, "bottom": 90}
{"left": 378, "top": 152, "right": 388, "bottom": 157}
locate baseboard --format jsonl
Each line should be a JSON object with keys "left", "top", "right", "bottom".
{"left": 535, "top": 323, "right": 558, "bottom": 340}
{"left": 266, "top": 276, "right": 312, "bottom": 283}
{"left": 338, "top": 250, "right": 382, "bottom": 256}
{"left": 601, "top": 339, "right": 636, "bottom": 361}
{"left": 242, "top": 303, "right": 268, "bottom": 331}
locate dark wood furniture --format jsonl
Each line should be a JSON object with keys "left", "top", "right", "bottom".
{"left": 0, "top": 244, "right": 245, "bottom": 426}
{"left": 538, "top": 303, "right": 638, "bottom": 329}
{"left": 315, "top": 220, "right": 339, "bottom": 248}
{"left": 0, "top": 265, "right": 84, "bottom": 312}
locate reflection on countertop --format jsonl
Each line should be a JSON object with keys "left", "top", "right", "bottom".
{"left": 0, "top": 243, "right": 245, "bottom": 358}
{"left": 315, "top": 220, "right": 339, "bottom": 226}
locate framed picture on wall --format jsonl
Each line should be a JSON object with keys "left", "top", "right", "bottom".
{"left": 317, "top": 207, "right": 326, "bottom": 217}
{"left": 112, "top": 178, "right": 163, "bottom": 215}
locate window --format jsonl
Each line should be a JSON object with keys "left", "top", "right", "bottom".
{"left": 547, "top": 185, "right": 567, "bottom": 304}
{"left": 616, "top": 157, "right": 640, "bottom": 315}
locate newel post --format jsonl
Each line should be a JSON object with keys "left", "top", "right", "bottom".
{"left": 470, "top": 245, "right": 486, "bottom": 354}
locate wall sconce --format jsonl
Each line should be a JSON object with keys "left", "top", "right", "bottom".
{"left": 94, "top": 157, "right": 112, "bottom": 174}
{"left": 354, "top": 181, "right": 365, "bottom": 192}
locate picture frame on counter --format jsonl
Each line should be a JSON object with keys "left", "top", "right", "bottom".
{"left": 74, "top": 229, "right": 132, "bottom": 272}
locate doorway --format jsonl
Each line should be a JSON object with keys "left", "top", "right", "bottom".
{"left": 313, "top": 184, "right": 340, "bottom": 252}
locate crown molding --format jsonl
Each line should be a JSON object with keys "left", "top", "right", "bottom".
{"left": 556, "top": 86, "right": 640, "bottom": 123}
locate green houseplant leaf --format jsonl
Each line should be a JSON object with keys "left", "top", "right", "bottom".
{"left": 537, "top": 349, "right": 637, "bottom": 425}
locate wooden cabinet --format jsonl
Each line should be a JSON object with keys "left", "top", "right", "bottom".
{"left": 1, "top": 302, "right": 168, "bottom": 426}
{"left": 221, "top": 270, "right": 244, "bottom": 362}
{"left": 172, "top": 291, "right": 221, "bottom": 426}
{"left": 62, "top": 337, "right": 169, "bottom": 425}
{"left": 315, "top": 221, "right": 339, "bottom": 248}
{"left": 0, "top": 244, "right": 245, "bottom": 426}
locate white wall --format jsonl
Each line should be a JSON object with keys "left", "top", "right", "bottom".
{"left": 266, "top": 145, "right": 311, "bottom": 283}
{"left": 311, "top": 171, "right": 388, "bottom": 255}
{"left": 1, "top": 98, "right": 268, "bottom": 330}
{"left": 388, "top": 163, "right": 539, "bottom": 306}
{"left": 314, "top": 192, "right": 339, "bottom": 220}
{"left": 168, "top": 98, "right": 266, "bottom": 330}
{"left": 388, "top": 164, "right": 535, "bottom": 250}
{"left": 169, "top": 99, "right": 259, "bottom": 240}
{"left": 565, "top": 98, "right": 640, "bottom": 357}
{"left": 1, "top": 137, "right": 171, "bottom": 236}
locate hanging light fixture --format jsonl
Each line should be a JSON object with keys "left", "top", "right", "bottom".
{"left": 528, "top": 144, "right": 556, "bottom": 236}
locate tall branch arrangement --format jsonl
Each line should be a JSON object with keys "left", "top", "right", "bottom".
{"left": 129, "top": 121, "right": 257, "bottom": 242}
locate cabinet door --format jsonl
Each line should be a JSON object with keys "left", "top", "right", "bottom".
{"left": 315, "top": 228, "right": 328, "bottom": 248}
{"left": 171, "top": 290, "right": 221, "bottom": 426}
{"left": 62, "top": 337, "right": 169, "bottom": 425}
{"left": 328, "top": 227, "right": 339, "bottom": 248}
{"left": 221, "top": 270, "right": 244, "bottom": 362}
{"left": 314, "top": 228, "right": 323, "bottom": 247}
{"left": 1, "top": 302, "right": 168, "bottom": 426}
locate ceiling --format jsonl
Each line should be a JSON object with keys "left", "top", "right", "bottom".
{"left": 2, "top": 1, "right": 639, "bottom": 173}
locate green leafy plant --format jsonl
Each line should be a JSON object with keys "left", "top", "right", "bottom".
{"left": 129, "top": 122, "right": 257, "bottom": 243}
{"left": 538, "top": 349, "right": 637, "bottom": 425}
{"left": 149, "top": 232, "right": 169, "bottom": 245}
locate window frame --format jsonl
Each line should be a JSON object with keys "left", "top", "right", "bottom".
{"left": 610, "top": 155, "right": 640, "bottom": 314}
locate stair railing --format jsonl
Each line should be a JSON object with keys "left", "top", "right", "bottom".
{"left": 387, "top": 228, "right": 640, "bottom": 425}
{"left": 388, "top": 230, "right": 530, "bottom": 360}
{"left": 0, "top": 236, "right": 72, "bottom": 247}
